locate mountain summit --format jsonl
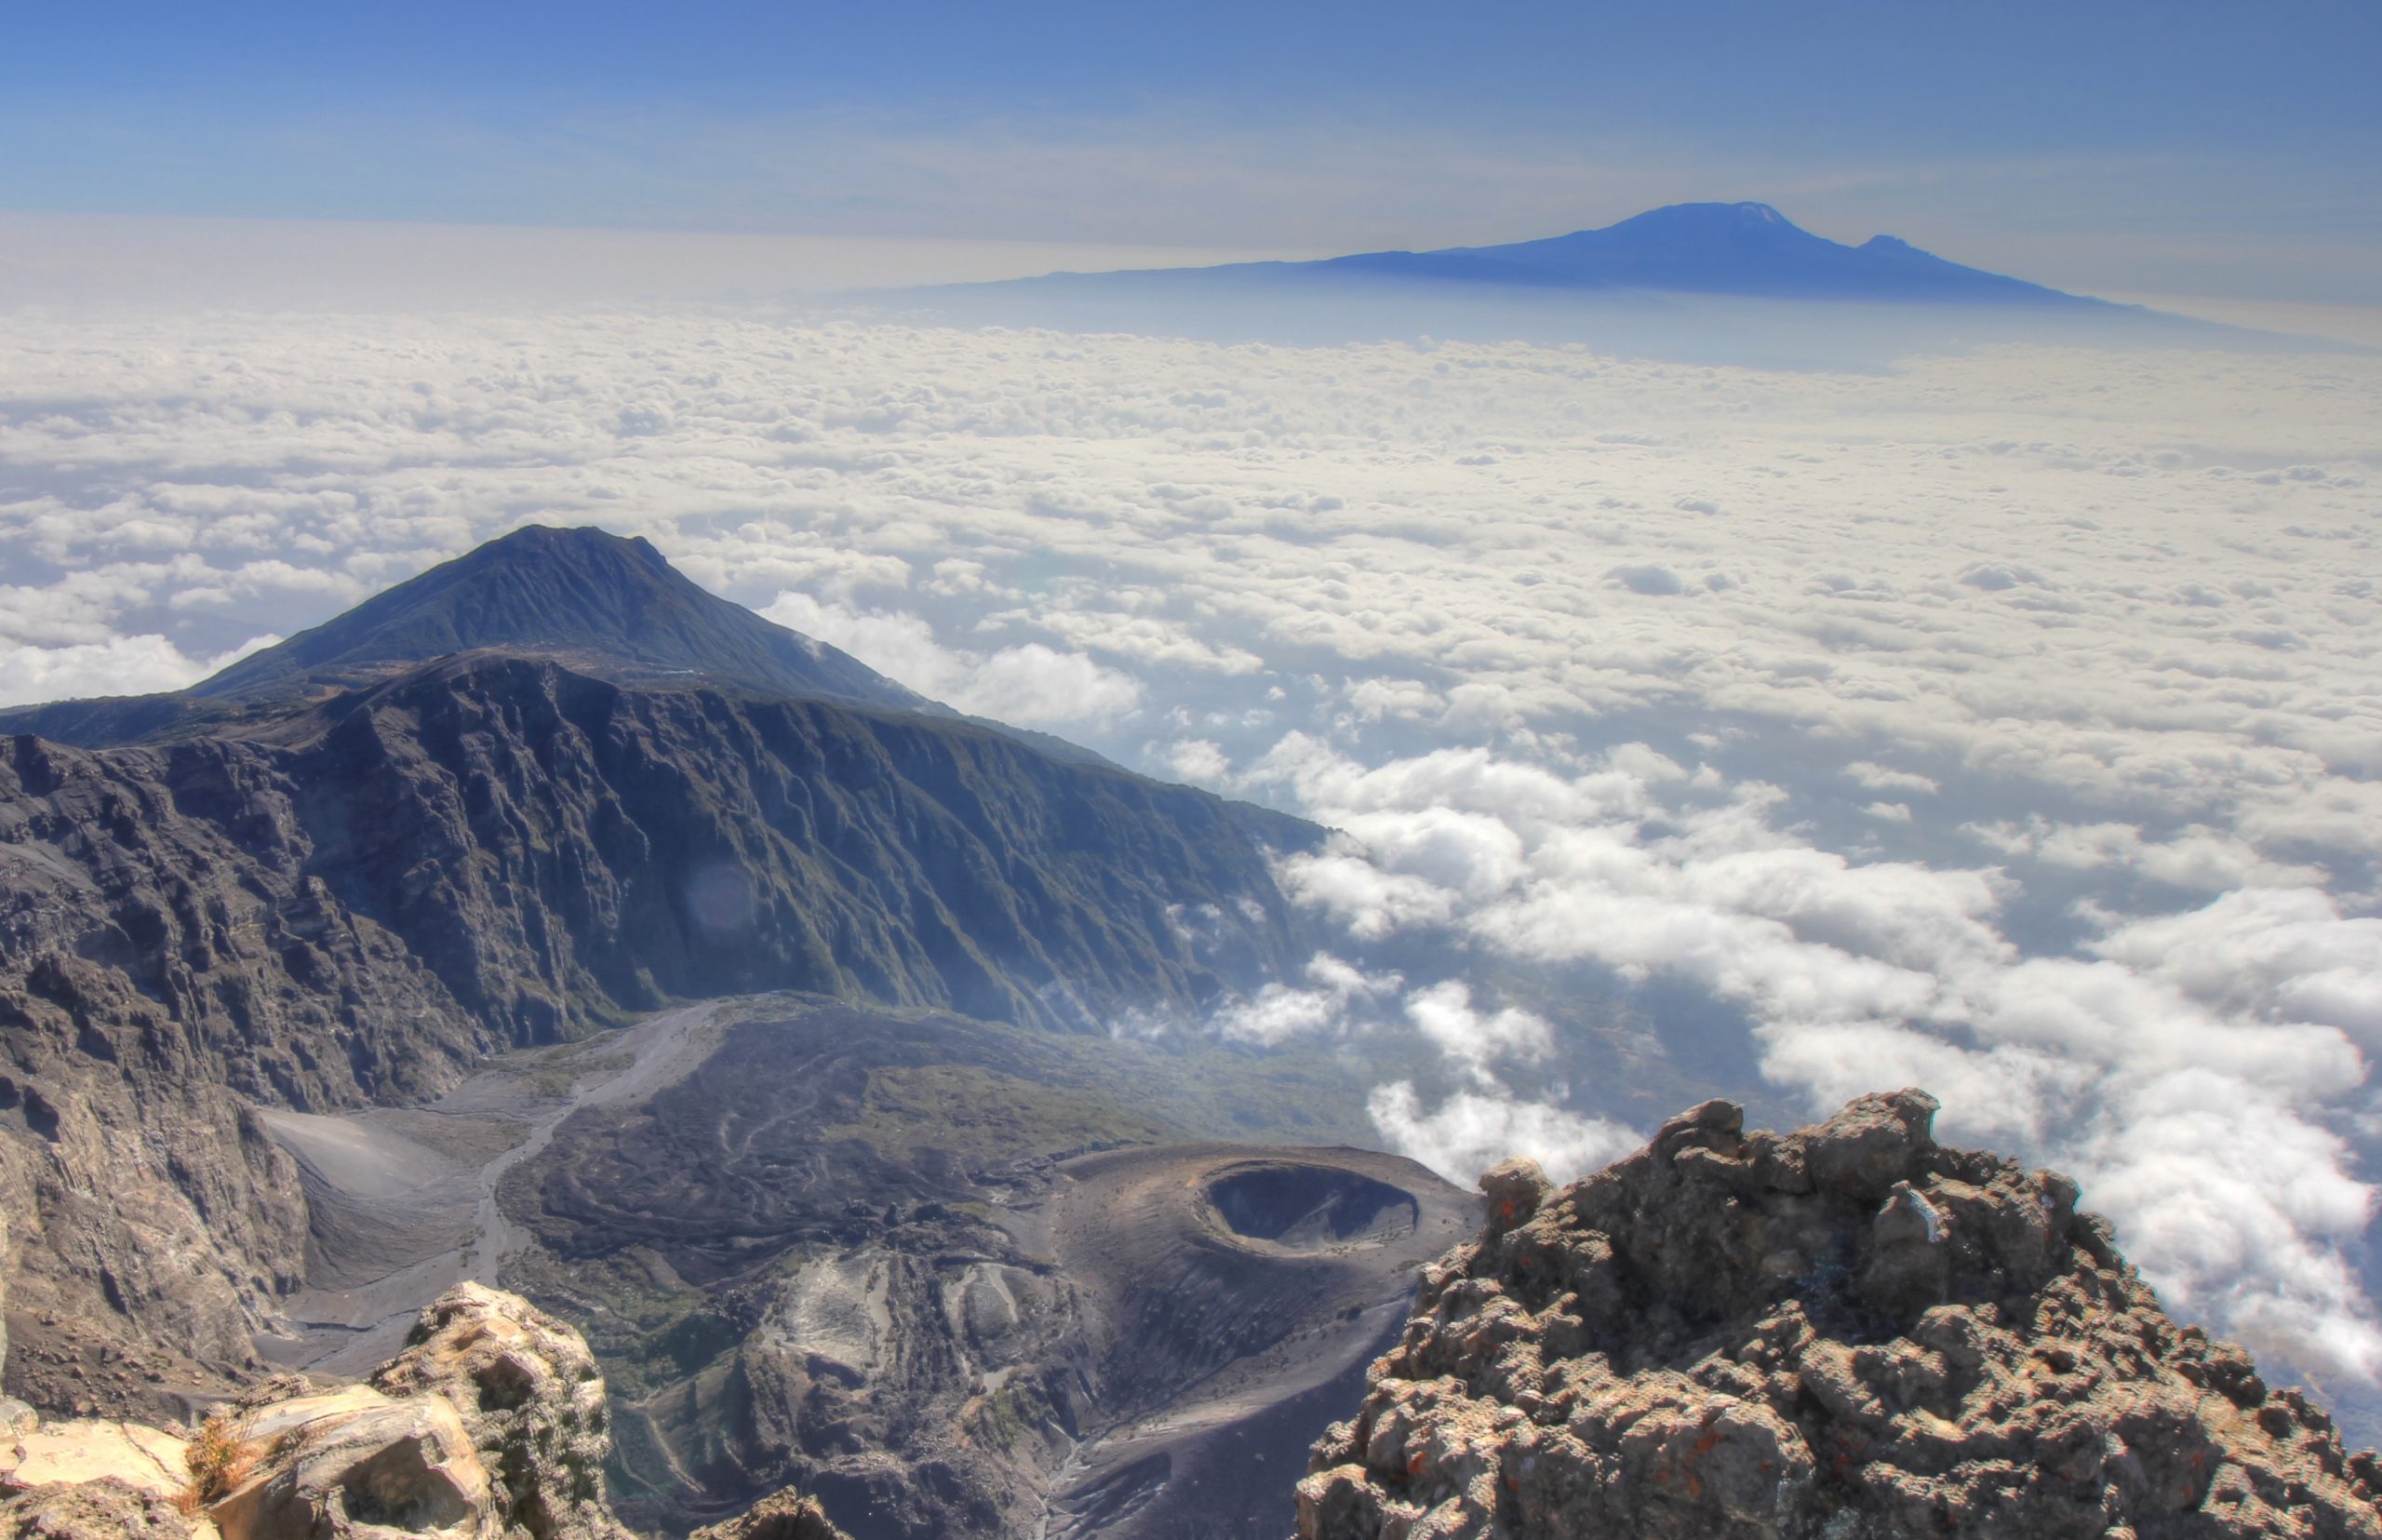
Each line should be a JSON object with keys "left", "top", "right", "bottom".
{"left": 910, "top": 203, "right": 2331, "bottom": 362}
{"left": 958, "top": 201, "right": 2110, "bottom": 310}
{"left": 198, "top": 523, "right": 926, "bottom": 711}
{"left": 1318, "top": 201, "right": 2105, "bottom": 305}
{"left": 0, "top": 525, "right": 931, "bottom": 746}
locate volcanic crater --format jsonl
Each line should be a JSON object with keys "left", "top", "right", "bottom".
{"left": 248, "top": 996, "right": 1470, "bottom": 1538}
{"left": 1200, "top": 1161, "right": 1422, "bottom": 1253}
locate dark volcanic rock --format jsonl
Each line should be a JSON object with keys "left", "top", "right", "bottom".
{"left": 1297, "top": 1090, "right": 2382, "bottom": 1540}
{"left": 0, "top": 733, "right": 417, "bottom": 1413}
{"left": 280, "top": 653, "right": 1308, "bottom": 1039}
{"left": 504, "top": 1003, "right": 1471, "bottom": 1540}
{"left": 0, "top": 652, "right": 1315, "bottom": 1418}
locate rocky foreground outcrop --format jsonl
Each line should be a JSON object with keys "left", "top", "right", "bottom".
{"left": 1298, "top": 1090, "right": 2382, "bottom": 1539}
{"left": 0, "top": 1282, "right": 848, "bottom": 1540}
{"left": 686, "top": 1490, "right": 850, "bottom": 1540}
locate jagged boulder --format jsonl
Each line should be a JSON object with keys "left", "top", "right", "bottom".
{"left": 0, "top": 1393, "right": 207, "bottom": 1537}
{"left": 205, "top": 1384, "right": 494, "bottom": 1540}
{"left": 689, "top": 1488, "right": 853, "bottom": 1540}
{"left": 179, "top": 1283, "right": 639, "bottom": 1538}
{"left": 368, "top": 1284, "right": 625, "bottom": 1540}
{"left": 0, "top": 1412, "right": 192, "bottom": 1505}
{"left": 1297, "top": 1090, "right": 2382, "bottom": 1539}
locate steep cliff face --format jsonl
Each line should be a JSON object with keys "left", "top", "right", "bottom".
{"left": 1298, "top": 1091, "right": 2382, "bottom": 1540}
{"left": 284, "top": 654, "right": 1309, "bottom": 1040}
{"left": 1, "top": 731, "right": 453, "bottom": 1416}
{"left": 0, "top": 656, "right": 1317, "bottom": 1418}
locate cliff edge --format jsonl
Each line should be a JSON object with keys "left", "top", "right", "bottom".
{"left": 1297, "top": 1090, "right": 2382, "bottom": 1539}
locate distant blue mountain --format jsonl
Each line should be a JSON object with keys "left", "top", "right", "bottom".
{"left": 1016, "top": 202, "right": 2105, "bottom": 308}
{"left": 1298, "top": 202, "right": 2108, "bottom": 306}
{"left": 892, "top": 203, "right": 2347, "bottom": 365}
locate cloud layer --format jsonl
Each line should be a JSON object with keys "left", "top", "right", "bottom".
{"left": 1, "top": 304, "right": 2377, "bottom": 1389}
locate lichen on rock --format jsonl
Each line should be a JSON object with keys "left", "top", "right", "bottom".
{"left": 1296, "top": 1089, "right": 2382, "bottom": 1539}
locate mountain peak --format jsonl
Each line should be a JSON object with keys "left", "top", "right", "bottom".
{"left": 1589, "top": 201, "right": 1811, "bottom": 242}
{"left": 1407, "top": 201, "right": 2099, "bottom": 305}
{"left": 478, "top": 521, "right": 663, "bottom": 563}
{"left": 190, "top": 523, "right": 928, "bottom": 712}
{"left": 438, "top": 521, "right": 671, "bottom": 583}
{"left": 1639, "top": 199, "right": 1789, "bottom": 223}
{"left": 0, "top": 528, "right": 1138, "bottom": 769}
{"left": 983, "top": 202, "right": 2108, "bottom": 316}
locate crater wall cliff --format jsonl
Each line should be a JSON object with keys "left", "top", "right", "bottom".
{"left": 0, "top": 656, "right": 1313, "bottom": 1417}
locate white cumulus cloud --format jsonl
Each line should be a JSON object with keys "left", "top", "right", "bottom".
{"left": 4, "top": 301, "right": 2378, "bottom": 1400}
{"left": 1368, "top": 1081, "right": 1642, "bottom": 1188}
{"left": 758, "top": 591, "right": 1141, "bottom": 728}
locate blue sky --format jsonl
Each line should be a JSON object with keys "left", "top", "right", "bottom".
{"left": 5, "top": 2, "right": 2379, "bottom": 301}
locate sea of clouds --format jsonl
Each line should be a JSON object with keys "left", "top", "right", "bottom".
{"left": 2, "top": 304, "right": 2377, "bottom": 1391}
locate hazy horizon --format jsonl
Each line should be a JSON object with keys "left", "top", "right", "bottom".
{"left": 4, "top": 2, "right": 2377, "bottom": 309}
{"left": 6, "top": 206, "right": 2382, "bottom": 353}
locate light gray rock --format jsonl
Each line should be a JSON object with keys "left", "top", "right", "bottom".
{"left": 0, "top": 1413, "right": 190, "bottom": 1500}
{"left": 206, "top": 1385, "right": 494, "bottom": 1540}
{"left": 0, "top": 1280, "right": 846, "bottom": 1540}
{"left": 1298, "top": 1089, "right": 2382, "bottom": 1539}
{"left": 368, "top": 1283, "right": 628, "bottom": 1540}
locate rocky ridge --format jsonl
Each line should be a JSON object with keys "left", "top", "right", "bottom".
{"left": 1297, "top": 1090, "right": 2382, "bottom": 1539}
{"left": 0, "top": 527, "right": 1322, "bottom": 1423}
{"left": 0, "top": 649, "right": 1313, "bottom": 1416}
{"left": 0, "top": 1281, "right": 850, "bottom": 1540}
